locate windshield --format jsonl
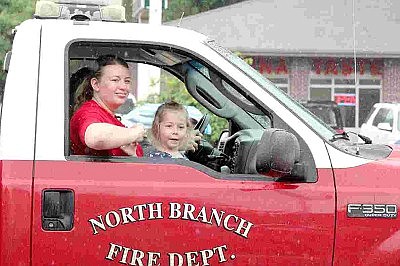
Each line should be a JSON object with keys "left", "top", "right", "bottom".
{"left": 206, "top": 39, "right": 335, "bottom": 140}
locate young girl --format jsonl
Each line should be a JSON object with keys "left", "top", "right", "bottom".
{"left": 148, "top": 101, "right": 191, "bottom": 159}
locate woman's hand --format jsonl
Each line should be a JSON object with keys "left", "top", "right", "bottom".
{"left": 130, "top": 123, "right": 146, "bottom": 142}
{"left": 120, "top": 142, "right": 138, "bottom": 156}
{"left": 121, "top": 124, "right": 145, "bottom": 156}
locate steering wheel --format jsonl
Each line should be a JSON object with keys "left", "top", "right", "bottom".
{"left": 187, "top": 113, "right": 227, "bottom": 171}
{"left": 193, "top": 114, "right": 210, "bottom": 134}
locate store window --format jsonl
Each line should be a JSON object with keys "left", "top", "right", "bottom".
{"left": 358, "top": 79, "right": 381, "bottom": 126}
{"left": 309, "top": 76, "right": 381, "bottom": 128}
{"left": 309, "top": 58, "right": 383, "bottom": 128}
{"left": 268, "top": 76, "right": 289, "bottom": 93}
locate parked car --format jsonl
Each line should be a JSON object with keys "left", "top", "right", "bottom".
{"left": 360, "top": 102, "right": 400, "bottom": 144}
{"left": 302, "top": 101, "right": 344, "bottom": 133}
{"left": 121, "top": 103, "right": 212, "bottom": 134}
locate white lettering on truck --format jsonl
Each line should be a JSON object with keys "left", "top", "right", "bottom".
{"left": 89, "top": 202, "right": 253, "bottom": 238}
{"left": 105, "top": 242, "right": 230, "bottom": 266}
{"left": 89, "top": 203, "right": 164, "bottom": 235}
{"left": 169, "top": 203, "right": 253, "bottom": 239}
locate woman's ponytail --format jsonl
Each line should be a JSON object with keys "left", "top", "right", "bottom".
{"left": 73, "top": 75, "right": 93, "bottom": 112}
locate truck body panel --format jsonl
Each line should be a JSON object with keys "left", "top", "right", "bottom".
{"left": 0, "top": 20, "right": 41, "bottom": 160}
{"left": 334, "top": 149, "right": 400, "bottom": 265}
{"left": 0, "top": 161, "right": 33, "bottom": 265}
{"left": 0, "top": 20, "right": 41, "bottom": 266}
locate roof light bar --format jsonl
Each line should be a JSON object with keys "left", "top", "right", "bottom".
{"left": 100, "top": 5, "right": 126, "bottom": 22}
{"left": 34, "top": 1, "right": 61, "bottom": 18}
{"left": 34, "top": 0, "right": 125, "bottom": 22}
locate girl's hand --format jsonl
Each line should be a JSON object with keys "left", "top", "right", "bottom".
{"left": 180, "top": 129, "right": 203, "bottom": 152}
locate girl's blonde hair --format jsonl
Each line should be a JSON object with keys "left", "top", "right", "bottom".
{"left": 149, "top": 101, "right": 191, "bottom": 147}
{"left": 73, "top": 54, "right": 129, "bottom": 112}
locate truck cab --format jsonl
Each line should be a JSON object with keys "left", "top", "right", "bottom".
{"left": 1, "top": 1, "right": 400, "bottom": 265}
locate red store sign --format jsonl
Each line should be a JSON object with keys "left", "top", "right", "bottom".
{"left": 313, "top": 58, "right": 383, "bottom": 76}
{"left": 253, "top": 57, "right": 288, "bottom": 75}
{"left": 252, "top": 57, "right": 383, "bottom": 76}
{"left": 334, "top": 93, "right": 356, "bottom": 106}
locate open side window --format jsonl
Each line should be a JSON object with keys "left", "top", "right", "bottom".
{"left": 66, "top": 41, "right": 316, "bottom": 182}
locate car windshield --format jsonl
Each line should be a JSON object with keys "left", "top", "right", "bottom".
{"left": 206, "top": 39, "right": 335, "bottom": 140}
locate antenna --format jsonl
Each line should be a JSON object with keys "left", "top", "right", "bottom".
{"left": 177, "top": 12, "right": 184, "bottom": 27}
{"left": 353, "top": 0, "right": 357, "bottom": 97}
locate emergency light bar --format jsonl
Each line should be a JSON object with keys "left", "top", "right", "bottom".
{"left": 34, "top": 0, "right": 126, "bottom": 22}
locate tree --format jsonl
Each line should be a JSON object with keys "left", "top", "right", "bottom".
{"left": 123, "top": 0, "right": 133, "bottom": 22}
{"left": 0, "top": 0, "right": 35, "bottom": 80}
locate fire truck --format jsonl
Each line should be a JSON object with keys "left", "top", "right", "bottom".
{"left": 1, "top": 1, "right": 399, "bottom": 265}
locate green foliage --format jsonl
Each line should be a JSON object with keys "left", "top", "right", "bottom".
{"left": 0, "top": 0, "right": 35, "bottom": 80}
{"left": 234, "top": 51, "right": 253, "bottom": 65}
{"left": 146, "top": 72, "right": 227, "bottom": 143}
{"left": 122, "top": 0, "right": 133, "bottom": 22}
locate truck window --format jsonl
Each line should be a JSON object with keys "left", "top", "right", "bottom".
{"left": 66, "top": 41, "right": 316, "bottom": 182}
{"left": 372, "top": 108, "right": 393, "bottom": 127}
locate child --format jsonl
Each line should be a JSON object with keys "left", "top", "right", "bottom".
{"left": 148, "top": 101, "right": 191, "bottom": 159}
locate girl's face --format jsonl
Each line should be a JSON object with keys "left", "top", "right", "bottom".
{"left": 91, "top": 64, "right": 131, "bottom": 112}
{"left": 158, "top": 110, "right": 188, "bottom": 153}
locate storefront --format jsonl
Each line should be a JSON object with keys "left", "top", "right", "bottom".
{"left": 168, "top": 0, "right": 400, "bottom": 129}
{"left": 250, "top": 56, "right": 384, "bottom": 127}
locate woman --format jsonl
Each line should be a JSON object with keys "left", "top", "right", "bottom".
{"left": 70, "top": 54, "right": 145, "bottom": 157}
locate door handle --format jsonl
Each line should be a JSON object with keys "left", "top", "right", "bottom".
{"left": 42, "top": 190, "right": 74, "bottom": 231}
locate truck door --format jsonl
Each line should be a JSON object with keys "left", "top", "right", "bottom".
{"left": 31, "top": 33, "right": 336, "bottom": 265}
{"left": 32, "top": 161, "right": 336, "bottom": 265}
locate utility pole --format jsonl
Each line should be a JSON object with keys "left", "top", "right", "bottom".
{"left": 136, "top": 0, "right": 162, "bottom": 101}
{"left": 149, "top": 0, "right": 162, "bottom": 25}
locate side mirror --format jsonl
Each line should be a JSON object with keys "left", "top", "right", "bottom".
{"left": 256, "top": 128, "right": 300, "bottom": 177}
{"left": 377, "top": 122, "right": 392, "bottom": 132}
{"left": 3, "top": 51, "right": 11, "bottom": 72}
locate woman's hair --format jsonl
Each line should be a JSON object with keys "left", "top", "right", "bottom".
{"left": 73, "top": 54, "right": 129, "bottom": 112}
{"left": 149, "top": 101, "right": 190, "bottom": 147}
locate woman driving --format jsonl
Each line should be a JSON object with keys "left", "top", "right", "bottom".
{"left": 70, "top": 54, "right": 145, "bottom": 157}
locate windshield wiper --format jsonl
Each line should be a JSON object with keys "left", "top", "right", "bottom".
{"left": 330, "top": 132, "right": 350, "bottom": 142}
{"left": 330, "top": 131, "right": 372, "bottom": 144}
{"left": 347, "top": 131, "right": 372, "bottom": 144}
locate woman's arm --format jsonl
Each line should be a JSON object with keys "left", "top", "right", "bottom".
{"left": 84, "top": 123, "right": 145, "bottom": 150}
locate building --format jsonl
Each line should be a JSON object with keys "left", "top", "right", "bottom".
{"left": 166, "top": 0, "right": 400, "bottom": 129}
